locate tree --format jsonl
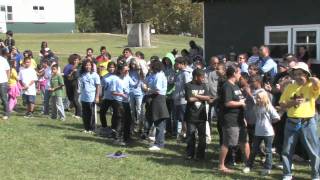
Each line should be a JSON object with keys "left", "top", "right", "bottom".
{"left": 75, "top": 0, "right": 203, "bottom": 35}
{"left": 75, "top": 7, "right": 95, "bottom": 32}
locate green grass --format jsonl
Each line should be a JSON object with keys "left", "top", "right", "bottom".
{"left": 0, "top": 33, "right": 313, "bottom": 179}
{"left": 1, "top": 33, "right": 204, "bottom": 67}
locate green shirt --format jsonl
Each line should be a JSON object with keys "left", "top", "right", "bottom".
{"left": 50, "top": 74, "right": 65, "bottom": 97}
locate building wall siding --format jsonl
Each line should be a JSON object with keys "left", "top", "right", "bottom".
{"left": 204, "top": 0, "right": 320, "bottom": 60}
{"left": 7, "top": 22, "right": 75, "bottom": 33}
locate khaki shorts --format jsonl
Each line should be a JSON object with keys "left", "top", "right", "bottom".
{"left": 222, "top": 126, "right": 248, "bottom": 146}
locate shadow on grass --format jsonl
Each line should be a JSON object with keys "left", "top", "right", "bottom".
{"left": 37, "top": 124, "right": 81, "bottom": 132}
{"left": 64, "top": 135, "right": 148, "bottom": 148}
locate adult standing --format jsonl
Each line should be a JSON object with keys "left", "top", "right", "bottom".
{"left": 0, "top": 50, "right": 10, "bottom": 120}
{"left": 189, "top": 40, "right": 203, "bottom": 62}
{"left": 248, "top": 46, "right": 260, "bottom": 65}
{"left": 144, "top": 60, "right": 169, "bottom": 151}
{"left": 237, "top": 53, "right": 249, "bottom": 74}
{"left": 205, "top": 56, "right": 220, "bottom": 123}
{"left": 279, "top": 62, "right": 320, "bottom": 180}
{"left": 259, "top": 45, "right": 278, "bottom": 79}
{"left": 63, "top": 54, "right": 82, "bottom": 119}
{"left": 218, "top": 64, "right": 250, "bottom": 173}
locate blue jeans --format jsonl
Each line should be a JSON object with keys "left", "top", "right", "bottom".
{"left": 0, "top": 83, "right": 9, "bottom": 116}
{"left": 43, "top": 90, "right": 51, "bottom": 115}
{"left": 129, "top": 94, "right": 144, "bottom": 129}
{"left": 282, "top": 117, "right": 320, "bottom": 179}
{"left": 246, "top": 136, "right": 273, "bottom": 170}
{"left": 174, "top": 104, "right": 186, "bottom": 135}
{"left": 154, "top": 118, "right": 166, "bottom": 148}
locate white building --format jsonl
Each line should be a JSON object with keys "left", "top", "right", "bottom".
{"left": 0, "top": 0, "right": 75, "bottom": 33}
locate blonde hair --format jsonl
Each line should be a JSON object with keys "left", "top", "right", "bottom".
{"left": 256, "top": 90, "right": 271, "bottom": 110}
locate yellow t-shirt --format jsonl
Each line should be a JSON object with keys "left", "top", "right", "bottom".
{"left": 279, "top": 81, "right": 320, "bottom": 118}
{"left": 20, "top": 58, "right": 37, "bottom": 69}
{"left": 8, "top": 68, "right": 18, "bottom": 86}
{"left": 97, "top": 61, "right": 109, "bottom": 77}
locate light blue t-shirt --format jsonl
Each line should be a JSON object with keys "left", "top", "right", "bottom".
{"left": 259, "top": 57, "right": 278, "bottom": 78}
{"left": 149, "top": 71, "right": 167, "bottom": 96}
{"left": 101, "top": 73, "right": 117, "bottom": 100}
{"left": 111, "top": 75, "right": 132, "bottom": 102}
{"left": 241, "top": 63, "right": 249, "bottom": 74}
{"left": 129, "top": 70, "right": 144, "bottom": 96}
{"left": 79, "top": 72, "right": 100, "bottom": 102}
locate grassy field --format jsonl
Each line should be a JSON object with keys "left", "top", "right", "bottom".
{"left": 0, "top": 33, "right": 313, "bottom": 179}
{"left": 0, "top": 33, "right": 203, "bottom": 67}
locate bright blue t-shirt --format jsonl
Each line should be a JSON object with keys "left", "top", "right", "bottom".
{"left": 79, "top": 72, "right": 100, "bottom": 102}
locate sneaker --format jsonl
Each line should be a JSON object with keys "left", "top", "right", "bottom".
{"left": 185, "top": 155, "right": 193, "bottom": 160}
{"left": 24, "top": 112, "right": 33, "bottom": 118}
{"left": 149, "top": 145, "right": 161, "bottom": 151}
{"left": 2, "top": 116, "right": 8, "bottom": 120}
{"left": 87, "top": 131, "right": 95, "bottom": 135}
{"left": 282, "top": 176, "right": 292, "bottom": 180}
{"left": 82, "top": 130, "right": 88, "bottom": 133}
{"left": 148, "top": 136, "right": 155, "bottom": 142}
{"left": 243, "top": 167, "right": 250, "bottom": 174}
{"left": 72, "top": 115, "right": 81, "bottom": 119}
{"left": 261, "top": 169, "right": 271, "bottom": 176}
{"left": 275, "top": 163, "right": 294, "bottom": 170}
{"left": 113, "top": 139, "right": 127, "bottom": 146}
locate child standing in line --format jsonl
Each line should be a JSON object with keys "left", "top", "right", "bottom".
{"left": 37, "top": 59, "right": 52, "bottom": 115}
{"left": 19, "top": 57, "right": 38, "bottom": 118}
{"left": 184, "top": 69, "right": 213, "bottom": 160}
{"left": 243, "top": 89, "right": 280, "bottom": 175}
{"left": 7, "top": 59, "right": 20, "bottom": 112}
{"left": 79, "top": 59, "right": 100, "bottom": 134}
{"left": 49, "top": 64, "right": 65, "bottom": 121}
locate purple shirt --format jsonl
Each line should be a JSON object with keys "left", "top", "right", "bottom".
{"left": 63, "top": 64, "right": 74, "bottom": 76}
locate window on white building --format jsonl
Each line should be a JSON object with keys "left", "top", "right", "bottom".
{"left": 265, "top": 24, "right": 320, "bottom": 61}
{"left": 6, "top": 6, "right": 12, "bottom": 20}
{"left": 33, "top": 6, "right": 38, "bottom": 10}
{"left": 0, "top": 6, "right": 5, "bottom": 12}
{"left": 39, "top": 6, "right": 44, "bottom": 10}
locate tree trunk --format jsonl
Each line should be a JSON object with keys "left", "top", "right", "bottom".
{"left": 119, "top": 0, "right": 125, "bottom": 34}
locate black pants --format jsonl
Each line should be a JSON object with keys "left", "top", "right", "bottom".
{"left": 99, "top": 99, "right": 116, "bottom": 128}
{"left": 165, "top": 98, "right": 174, "bottom": 135}
{"left": 65, "top": 78, "right": 82, "bottom": 116}
{"left": 81, "top": 101, "right": 96, "bottom": 131}
{"left": 0, "top": 83, "right": 9, "bottom": 116}
{"left": 186, "top": 121, "right": 206, "bottom": 159}
{"left": 114, "top": 101, "right": 132, "bottom": 142}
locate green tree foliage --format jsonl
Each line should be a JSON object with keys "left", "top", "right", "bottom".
{"left": 75, "top": 0, "right": 203, "bottom": 35}
{"left": 75, "top": 7, "right": 95, "bottom": 32}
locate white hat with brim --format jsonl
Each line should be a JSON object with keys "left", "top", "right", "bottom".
{"left": 289, "top": 62, "right": 311, "bottom": 77}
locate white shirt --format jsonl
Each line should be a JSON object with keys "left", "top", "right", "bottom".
{"left": 19, "top": 67, "right": 38, "bottom": 95}
{"left": 0, "top": 56, "right": 10, "bottom": 83}
{"left": 137, "top": 59, "right": 148, "bottom": 76}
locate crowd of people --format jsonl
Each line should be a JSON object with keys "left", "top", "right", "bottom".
{"left": 0, "top": 30, "right": 319, "bottom": 180}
